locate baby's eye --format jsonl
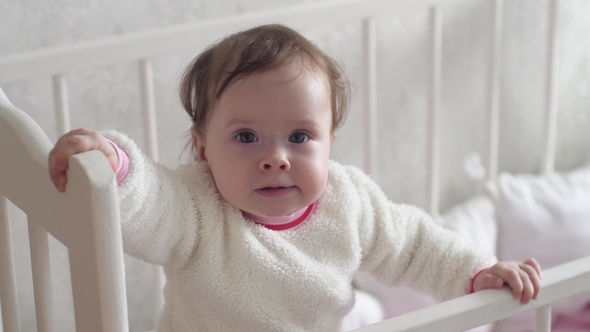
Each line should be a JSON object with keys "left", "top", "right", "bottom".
{"left": 289, "top": 132, "right": 309, "bottom": 144}
{"left": 236, "top": 131, "right": 258, "bottom": 143}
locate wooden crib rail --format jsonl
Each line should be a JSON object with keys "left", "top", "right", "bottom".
{"left": 354, "top": 255, "right": 590, "bottom": 332}
{"left": 0, "top": 88, "right": 129, "bottom": 332}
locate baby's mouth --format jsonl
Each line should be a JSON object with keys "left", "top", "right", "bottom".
{"left": 255, "top": 186, "right": 295, "bottom": 197}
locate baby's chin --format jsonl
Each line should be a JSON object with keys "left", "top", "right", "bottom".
{"left": 241, "top": 204, "right": 308, "bottom": 218}
{"left": 245, "top": 209, "right": 297, "bottom": 218}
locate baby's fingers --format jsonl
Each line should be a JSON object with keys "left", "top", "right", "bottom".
{"left": 474, "top": 273, "right": 504, "bottom": 292}
{"left": 49, "top": 133, "right": 98, "bottom": 192}
{"left": 524, "top": 258, "right": 542, "bottom": 279}
{"left": 499, "top": 269, "right": 525, "bottom": 301}
{"left": 485, "top": 260, "right": 543, "bottom": 305}
{"left": 503, "top": 268, "right": 537, "bottom": 304}
{"left": 48, "top": 148, "right": 68, "bottom": 192}
{"left": 521, "top": 262, "right": 542, "bottom": 300}
{"left": 517, "top": 270, "right": 534, "bottom": 304}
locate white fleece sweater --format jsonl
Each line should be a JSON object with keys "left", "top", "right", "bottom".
{"left": 103, "top": 130, "right": 493, "bottom": 332}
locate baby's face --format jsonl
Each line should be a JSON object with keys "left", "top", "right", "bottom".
{"left": 194, "top": 64, "right": 333, "bottom": 217}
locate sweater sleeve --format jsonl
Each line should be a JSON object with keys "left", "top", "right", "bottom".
{"left": 101, "top": 130, "right": 200, "bottom": 270}
{"left": 343, "top": 165, "right": 496, "bottom": 301}
{"left": 105, "top": 139, "right": 130, "bottom": 185}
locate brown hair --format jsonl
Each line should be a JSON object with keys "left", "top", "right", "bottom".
{"left": 179, "top": 24, "right": 350, "bottom": 145}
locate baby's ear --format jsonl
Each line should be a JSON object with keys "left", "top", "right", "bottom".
{"left": 191, "top": 130, "right": 208, "bottom": 164}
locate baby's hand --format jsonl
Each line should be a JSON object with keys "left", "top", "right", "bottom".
{"left": 473, "top": 258, "right": 542, "bottom": 304}
{"left": 48, "top": 128, "right": 118, "bottom": 192}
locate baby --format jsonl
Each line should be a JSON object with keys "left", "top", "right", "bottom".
{"left": 48, "top": 24, "right": 541, "bottom": 331}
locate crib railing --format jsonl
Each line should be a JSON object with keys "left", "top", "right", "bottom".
{"left": 354, "top": 256, "right": 590, "bottom": 331}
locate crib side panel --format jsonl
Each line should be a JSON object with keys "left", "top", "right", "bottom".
{"left": 0, "top": 89, "right": 128, "bottom": 331}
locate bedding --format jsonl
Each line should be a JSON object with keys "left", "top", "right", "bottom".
{"left": 552, "top": 304, "right": 590, "bottom": 332}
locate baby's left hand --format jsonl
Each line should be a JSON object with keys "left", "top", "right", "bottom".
{"left": 473, "top": 258, "right": 542, "bottom": 304}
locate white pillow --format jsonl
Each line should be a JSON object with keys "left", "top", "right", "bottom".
{"left": 436, "top": 195, "right": 497, "bottom": 256}
{"left": 490, "top": 165, "right": 590, "bottom": 332}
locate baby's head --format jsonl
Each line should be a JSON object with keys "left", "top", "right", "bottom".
{"left": 179, "top": 24, "right": 350, "bottom": 217}
{"left": 180, "top": 24, "right": 350, "bottom": 142}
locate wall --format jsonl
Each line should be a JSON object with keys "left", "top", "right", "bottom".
{"left": 1, "top": 0, "right": 589, "bottom": 331}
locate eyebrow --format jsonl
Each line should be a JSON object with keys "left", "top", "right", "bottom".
{"left": 224, "top": 118, "right": 258, "bottom": 129}
{"left": 224, "top": 118, "right": 321, "bottom": 129}
{"left": 291, "top": 119, "right": 321, "bottom": 128}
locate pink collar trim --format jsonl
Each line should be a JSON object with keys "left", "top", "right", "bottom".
{"left": 243, "top": 202, "right": 317, "bottom": 231}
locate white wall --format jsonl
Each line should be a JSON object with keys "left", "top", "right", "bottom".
{"left": 1, "top": 0, "right": 589, "bottom": 331}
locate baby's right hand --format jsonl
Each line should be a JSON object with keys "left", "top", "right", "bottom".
{"left": 48, "top": 128, "right": 119, "bottom": 192}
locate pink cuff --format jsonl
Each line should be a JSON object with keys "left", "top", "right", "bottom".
{"left": 106, "top": 139, "right": 130, "bottom": 186}
{"left": 469, "top": 268, "right": 489, "bottom": 294}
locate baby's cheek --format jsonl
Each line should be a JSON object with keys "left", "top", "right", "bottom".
{"left": 308, "top": 163, "right": 329, "bottom": 199}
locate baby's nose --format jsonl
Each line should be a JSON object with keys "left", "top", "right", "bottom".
{"left": 259, "top": 149, "right": 290, "bottom": 171}
{"left": 262, "top": 162, "right": 289, "bottom": 170}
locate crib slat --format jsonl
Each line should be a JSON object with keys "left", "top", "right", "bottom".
{"left": 139, "top": 59, "right": 159, "bottom": 162}
{"left": 28, "top": 219, "right": 55, "bottom": 332}
{"left": 486, "top": 0, "right": 503, "bottom": 182}
{"left": 138, "top": 58, "right": 166, "bottom": 315}
{"left": 0, "top": 196, "right": 21, "bottom": 332}
{"left": 52, "top": 74, "right": 71, "bottom": 135}
{"left": 362, "top": 18, "right": 379, "bottom": 180}
{"left": 427, "top": 6, "right": 442, "bottom": 217}
{"left": 542, "top": 0, "right": 560, "bottom": 174}
{"left": 534, "top": 305, "right": 552, "bottom": 332}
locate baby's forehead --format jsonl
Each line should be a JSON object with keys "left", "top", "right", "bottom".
{"left": 215, "top": 61, "right": 330, "bottom": 98}
{"left": 220, "top": 65, "right": 329, "bottom": 101}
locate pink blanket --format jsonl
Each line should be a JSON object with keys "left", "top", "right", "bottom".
{"left": 554, "top": 305, "right": 590, "bottom": 332}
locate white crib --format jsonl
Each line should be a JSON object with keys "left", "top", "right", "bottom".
{"left": 0, "top": 90, "right": 127, "bottom": 331}
{"left": 1, "top": 0, "right": 589, "bottom": 331}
